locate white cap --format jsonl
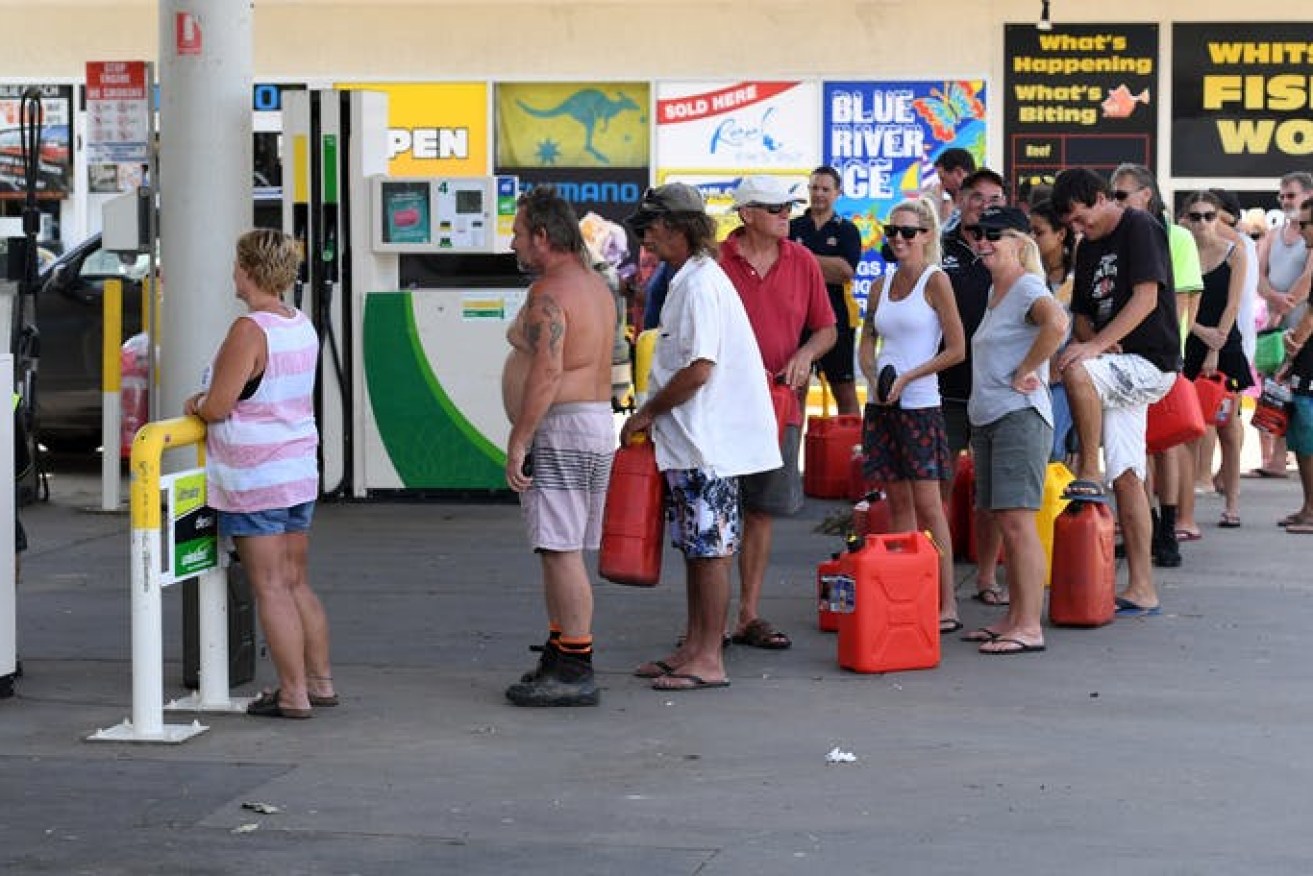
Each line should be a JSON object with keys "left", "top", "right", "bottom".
{"left": 731, "top": 175, "right": 805, "bottom": 208}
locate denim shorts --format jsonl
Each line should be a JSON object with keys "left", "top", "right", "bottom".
{"left": 218, "top": 501, "right": 316, "bottom": 538}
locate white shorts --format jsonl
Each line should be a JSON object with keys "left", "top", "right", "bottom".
{"left": 1082, "top": 354, "right": 1177, "bottom": 484}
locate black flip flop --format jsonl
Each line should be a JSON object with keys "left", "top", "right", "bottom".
{"left": 247, "top": 688, "right": 312, "bottom": 720}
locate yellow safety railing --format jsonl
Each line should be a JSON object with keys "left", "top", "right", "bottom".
{"left": 89, "top": 415, "right": 243, "bottom": 744}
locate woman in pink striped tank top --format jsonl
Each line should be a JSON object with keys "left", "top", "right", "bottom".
{"left": 185, "top": 230, "right": 334, "bottom": 720}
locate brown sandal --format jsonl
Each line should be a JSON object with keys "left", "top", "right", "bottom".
{"left": 730, "top": 618, "right": 792, "bottom": 650}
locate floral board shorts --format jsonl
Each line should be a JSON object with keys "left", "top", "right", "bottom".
{"left": 664, "top": 468, "right": 741, "bottom": 559}
{"left": 862, "top": 403, "right": 952, "bottom": 483}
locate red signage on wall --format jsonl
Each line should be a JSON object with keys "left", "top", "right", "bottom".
{"left": 176, "top": 12, "right": 202, "bottom": 56}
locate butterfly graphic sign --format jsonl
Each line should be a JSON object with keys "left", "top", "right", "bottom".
{"left": 822, "top": 80, "right": 987, "bottom": 311}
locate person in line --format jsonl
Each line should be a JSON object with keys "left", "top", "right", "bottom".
{"left": 1029, "top": 200, "right": 1077, "bottom": 465}
{"left": 1192, "top": 190, "right": 1261, "bottom": 497}
{"left": 718, "top": 175, "right": 835, "bottom": 651}
{"left": 185, "top": 229, "right": 334, "bottom": 719}
{"left": 940, "top": 168, "right": 1008, "bottom": 604}
{"left": 1109, "top": 163, "right": 1203, "bottom": 569}
{"left": 1052, "top": 169, "right": 1181, "bottom": 618}
{"left": 1250, "top": 172, "right": 1313, "bottom": 479}
{"left": 621, "top": 184, "right": 782, "bottom": 691}
{"left": 1173, "top": 192, "right": 1252, "bottom": 536}
{"left": 930, "top": 147, "right": 977, "bottom": 232}
{"left": 859, "top": 197, "right": 965, "bottom": 633}
{"left": 791, "top": 165, "right": 864, "bottom": 416}
{"left": 1275, "top": 197, "right": 1313, "bottom": 533}
{"left": 500, "top": 185, "right": 616, "bottom": 708}
{"left": 959, "top": 207, "right": 1067, "bottom": 654}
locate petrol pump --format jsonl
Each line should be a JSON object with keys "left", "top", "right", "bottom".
{"left": 282, "top": 89, "right": 522, "bottom": 498}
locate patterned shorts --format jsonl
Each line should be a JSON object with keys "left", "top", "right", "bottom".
{"left": 664, "top": 468, "right": 741, "bottom": 559}
{"left": 862, "top": 403, "right": 952, "bottom": 483}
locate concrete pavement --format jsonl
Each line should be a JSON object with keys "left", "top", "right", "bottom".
{"left": 2, "top": 453, "right": 1312, "bottom": 875}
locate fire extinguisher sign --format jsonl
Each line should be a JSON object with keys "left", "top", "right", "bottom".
{"left": 176, "top": 12, "right": 202, "bottom": 56}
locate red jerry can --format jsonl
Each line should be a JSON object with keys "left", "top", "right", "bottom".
{"left": 1192, "top": 373, "right": 1236, "bottom": 427}
{"left": 948, "top": 452, "right": 975, "bottom": 560}
{"left": 817, "top": 552, "right": 843, "bottom": 632}
{"left": 598, "top": 436, "right": 666, "bottom": 586}
{"left": 804, "top": 414, "right": 864, "bottom": 499}
{"left": 768, "top": 378, "right": 798, "bottom": 446}
{"left": 1146, "top": 374, "right": 1206, "bottom": 454}
{"left": 847, "top": 444, "right": 870, "bottom": 501}
{"left": 1048, "top": 499, "right": 1116, "bottom": 627}
{"left": 1252, "top": 378, "right": 1292, "bottom": 437}
{"left": 851, "top": 489, "right": 893, "bottom": 539}
{"left": 835, "top": 531, "right": 941, "bottom": 673}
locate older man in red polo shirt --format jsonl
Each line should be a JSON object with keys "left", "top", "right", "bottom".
{"left": 718, "top": 175, "right": 835, "bottom": 649}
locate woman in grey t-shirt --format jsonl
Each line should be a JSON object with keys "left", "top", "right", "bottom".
{"left": 961, "top": 207, "right": 1069, "bottom": 655}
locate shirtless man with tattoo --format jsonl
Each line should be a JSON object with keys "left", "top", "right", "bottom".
{"left": 500, "top": 185, "right": 616, "bottom": 707}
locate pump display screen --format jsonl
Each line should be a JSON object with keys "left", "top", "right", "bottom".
{"left": 455, "top": 189, "right": 483, "bottom": 215}
{"left": 380, "top": 181, "right": 432, "bottom": 244}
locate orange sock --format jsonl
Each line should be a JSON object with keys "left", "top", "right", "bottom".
{"left": 557, "top": 635, "right": 593, "bottom": 657}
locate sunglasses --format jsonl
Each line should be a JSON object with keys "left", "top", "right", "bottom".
{"left": 1299, "top": 220, "right": 1313, "bottom": 230}
{"left": 1112, "top": 189, "right": 1137, "bottom": 201}
{"left": 750, "top": 203, "right": 792, "bottom": 215}
{"left": 1186, "top": 211, "right": 1217, "bottom": 222}
{"left": 885, "top": 224, "right": 927, "bottom": 240}
{"left": 964, "top": 226, "right": 1008, "bottom": 242}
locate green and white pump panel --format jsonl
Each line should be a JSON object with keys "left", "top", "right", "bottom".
{"left": 282, "top": 87, "right": 522, "bottom": 498}
{"left": 360, "top": 174, "right": 522, "bottom": 496}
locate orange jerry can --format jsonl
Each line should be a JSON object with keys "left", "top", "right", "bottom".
{"left": 1146, "top": 374, "right": 1206, "bottom": 454}
{"left": 835, "top": 531, "right": 940, "bottom": 673}
{"left": 1048, "top": 498, "right": 1116, "bottom": 627}
{"left": 804, "top": 414, "right": 863, "bottom": 499}
{"left": 817, "top": 552, "right": 843, "bottom": 632}
{"left": 598, "top": 436, "right": 666, "bottom": 587}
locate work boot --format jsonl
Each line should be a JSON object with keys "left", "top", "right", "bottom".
{"left": 518, "top": 640, "right": 557, "bottom": 683}
{"left": 1152, "top": 507, "right": 1181, "bottom": 568}
{"left": 505, "top": 645, "right": 599, "bottom": 707}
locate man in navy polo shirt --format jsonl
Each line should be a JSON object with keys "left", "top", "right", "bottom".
{"left": 790, "top": 165, "right": 864, "bottom": 415}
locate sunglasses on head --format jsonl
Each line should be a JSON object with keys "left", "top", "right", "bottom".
{"left": 885, "top": 224, "right": 926, "bottom": 240}
{"left": 750, "top": 203, "right": 792, "bottom": 215}
{"left": 1187, "top": 211, "right": 1216, "bottom": 222}
{"left": 964, "top": 226, "right": 1007, "bottom": 242}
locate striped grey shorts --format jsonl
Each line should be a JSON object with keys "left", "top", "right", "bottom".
{"left": 521, "top": 401, "right": 615, "bottom": 552}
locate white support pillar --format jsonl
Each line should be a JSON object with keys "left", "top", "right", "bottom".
{"left": 0, "top": 355, "right": 15, "bottom": 690}
{"left": 157, "top": 1, "right": 253, "bottom": 426}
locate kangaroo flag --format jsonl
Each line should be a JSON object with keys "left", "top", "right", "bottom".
{"left": 496, "top": 82, "right": 650, "bottom": 169}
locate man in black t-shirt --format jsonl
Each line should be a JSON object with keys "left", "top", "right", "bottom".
{"left": 791, "top": 166, "right": 863, "bottom": 415}
{"left": 1277, "top": 197, "right": 1313, "bottom": 532}
{"left": 1052, "top": 168, "right": 1180, "bottom": 617}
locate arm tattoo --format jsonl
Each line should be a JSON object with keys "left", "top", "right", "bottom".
{"left": 527, "top": 295, "right": 565, "bottom": 353}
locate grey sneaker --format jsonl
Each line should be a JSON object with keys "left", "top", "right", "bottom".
{"left": 506, "top": 648, "right": 599, "bottom": 707}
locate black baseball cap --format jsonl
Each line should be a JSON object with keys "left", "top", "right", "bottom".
{"left": 975, "top": 205, "right": 1030, "bottom": 233}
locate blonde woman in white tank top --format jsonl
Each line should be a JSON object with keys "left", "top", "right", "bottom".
{"left": 858, "top": 198, "right": 967, "bottom": 632}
